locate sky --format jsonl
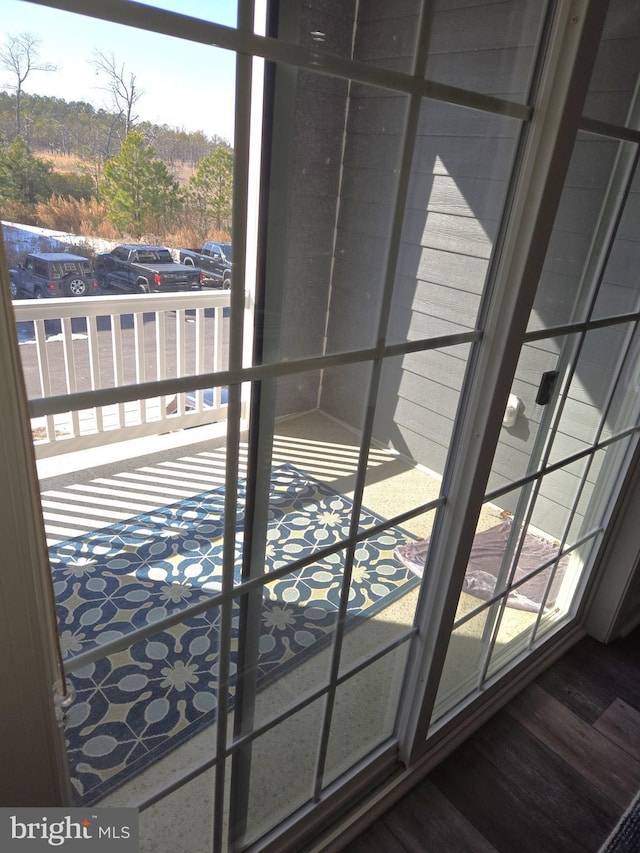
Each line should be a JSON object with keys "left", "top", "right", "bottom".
{"left": 2, "top": 0, "right": 239, "bottom": 144}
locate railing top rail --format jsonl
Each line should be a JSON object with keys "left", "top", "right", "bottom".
{"left": 12, "top": 290, "right": 232, "bottom": 321}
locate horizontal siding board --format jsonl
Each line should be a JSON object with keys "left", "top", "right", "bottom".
{"left": 391, "top": 280, "right": 481, "bottom": 330}
{"left": 404, "top": 311, "right": 477, "bottom": 340}
{"left": 392, "top": 397, "right": 457, "bottom": 449}
{"left": 406, "top": 174, "right": 509, "bottom": 221}
{"left": 390, "top": 422, "right": 450, "bottom": 473}
{"left": 416, "top": 105, "right": 520, "bottom": 142}
{"left": 396, "top": 372, "right": 462, "bottom": 422}
{"left": 397, "top": 245, "right": 489, "bottom": 291}
{"left": 427, "top": 1, "right": 543, "bottom": 55}
{"left": 425, "top": 46, "right": 534, "bottom": 99}
{"left": 394, "top": 274, "right": 484, "bottom": 308}
{"left": 402, "top": 347, "right": 470, "bottom": 384}
{"left": 400, "top": 211, "right": 496, "bottom": 259}
{"left": 411, "top": 136, "right": 519, "bottom": 182}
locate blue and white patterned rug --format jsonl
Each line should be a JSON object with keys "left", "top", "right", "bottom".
{"left": 50, "top": 464, "right": 419, "bottom": 804}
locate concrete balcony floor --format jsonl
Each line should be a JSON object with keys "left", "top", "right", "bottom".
{"left": 37, "top": 410, "right": 539, "bottom": 851}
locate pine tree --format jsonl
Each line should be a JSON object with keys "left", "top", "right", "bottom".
{"left": 185, "top": 146, "right": 234, "bottom": 233}
{"left": 0, "top": 135, "right": 52, "bottom": 205}
{"left": 101, "top": 130, "right": 182, "bottom": 237}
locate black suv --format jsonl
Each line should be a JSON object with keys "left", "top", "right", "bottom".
{"left": 10, "top": 253, "right": 98, "bottom": 298}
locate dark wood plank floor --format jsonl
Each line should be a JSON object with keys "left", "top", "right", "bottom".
{"left": 343, "top": 627, "right": 640, "bottom": 853}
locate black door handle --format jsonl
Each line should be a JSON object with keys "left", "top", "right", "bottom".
{"left": 536, "top": 370, "right": 559, "bottom": 405}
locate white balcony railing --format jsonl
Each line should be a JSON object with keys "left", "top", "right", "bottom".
{"left": 13, "top": 290, "right": 232, "bottom": 458}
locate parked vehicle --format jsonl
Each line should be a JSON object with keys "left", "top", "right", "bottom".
{"left": 10, "top": 252, "right": 98, "bottom": 299}
{"left": 95, "top": 245, "right": 203, "bottom": 294}
{"left": 178, "top": 241, "right": 232, "bottom": 288}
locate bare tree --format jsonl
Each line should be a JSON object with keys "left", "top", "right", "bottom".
{"left": 0, "top": 32, "right": 56, "bottom": 136}
{"left": 92, "top": 50, "right": 142, "bottom": 138}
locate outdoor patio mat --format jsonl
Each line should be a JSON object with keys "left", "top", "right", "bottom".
{"left": 395, "top": 519, "right": 569, "bottom": 613}
{"left": 50, "top": 464, "right": 420, "bottom": 804}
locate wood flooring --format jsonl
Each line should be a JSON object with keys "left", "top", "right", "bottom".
{"left": 342, "top": 627, "right": 640, "bottom": 853}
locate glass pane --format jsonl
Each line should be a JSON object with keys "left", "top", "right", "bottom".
{"left": 248, "top": 366, "right": 371, "bottom": 584}
{"left": 62, "top": 616, "right": 220, "bottom": 805}
{"left": 423, "top": 0, "right": 548, "bottom": 103}
{"left": 337, "top": 523, "right": 423, "bottom": 670}
{"left": 431, "top": 455, "right": 605, "bottom": 725}
{"left": 251, "top": 557, "right": 343, "bottom": 726}
{"left": 273, "top": 0, "right": 421, "bottom": 73}
{"left": 606, "top": 326, "right": 640, "bottom": 435}
{"left": 547, "top": 325, "right": 638, "bottom": 467}
{"left": 138, "top": 770, "right": 215, "bottom": 853}
{"left": 592, "top": 157, "right": 640, "bottom": 320}
{"left": 532, "top": 535, "right": 600, "bottom": 644}
{"left": 431, "top": 499, "right": 569, "bottom": 721}
{"left": 241, "top": 697, "right": 325, "bottom": 846}
{"left": 527, "top": 133, "right": 621, "bottom": 332}
{"left": 582, "top": 0, "right": 640, "bottom": 128}
{"left": 366, "top": 346, "right": 470, "bottom": 516}
{"left": 122, "top": 0, "right": 237, "bottom": 26}
{"left": 562, "top": 442, "right": 632, "bottom": 548}
{"left": 486, "top": 337, "right": 566, "bottom": 493}
{"left": 262, "top": 71, "right": 408, "bottom": 362}
{"left": 389, "top": 103, "right": 521, "bottom": 345}
{"left": 2, "top": 1, "right": 236, "bottom": 146}
{"left": 432, "top": 608, "right": 491, "bottom": 721}
{"left": 324, "top": 644, "right": 410, "bottom": 786}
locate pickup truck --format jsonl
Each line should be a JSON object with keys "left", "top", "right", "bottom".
{"left": 178, "top": 241, "right": 232, "bottom": 288}
{"left": 95, "top": 245, "right": 202, "bottom": 294}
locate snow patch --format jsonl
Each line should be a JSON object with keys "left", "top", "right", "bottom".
{"left": 2, "top": 221, "right": 119, "bottom": 258}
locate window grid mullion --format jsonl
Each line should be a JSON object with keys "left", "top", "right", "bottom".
{"left": 310, "top": 0, "right": 438, "bottom": 800}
